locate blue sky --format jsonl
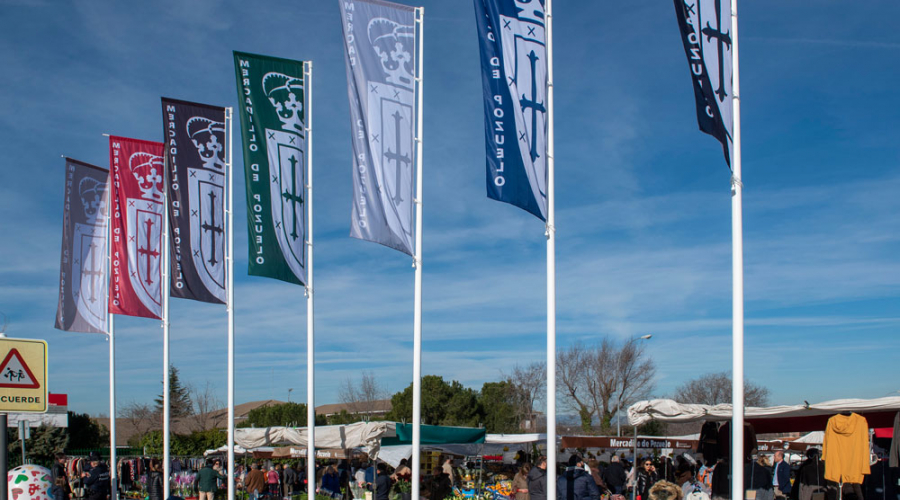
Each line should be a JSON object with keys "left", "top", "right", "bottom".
{"left": 1, "top": 0, "right": 898, "bottom": 417}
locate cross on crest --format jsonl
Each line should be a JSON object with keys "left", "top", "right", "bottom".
{"left": 282, "top": 154, "right": 303, "bottom": 241}
{"left": 701, "top": 0, "right": 732, "bottom": 101}
{"left": 137, "top": 218, "right": 159, "bottom": 286}
{"left": 383, "top": 110, "right": 411, "bottom": 206}
{"left": 200, "top": 190, "right": 224, "bottom": 266}
{"left": 82, "top": 243, "right": 103, "bottom": 303}
{"left": 519, "top": 49, "right": 546, "bottom": 162}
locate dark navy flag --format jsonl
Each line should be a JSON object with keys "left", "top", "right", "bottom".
{"left": 673, "top": 0, "right": 734, "bottom": 168}
{"left": 339, "top": 0, "right": 418, "bottom": 256}
{"left": 162, "top": 98, "right": 227, "bottom": 304}
{"left": 55, "top": 158, "right": 109, "bottom": 334}
{"left": 474, "top": 0, "right": 548, "bottom": 221}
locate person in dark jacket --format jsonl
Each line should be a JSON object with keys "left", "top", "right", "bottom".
{"left": 558, "top": 455, "right": 600, "bottom": 500}
{"left": 82, "top": 453, "right": 110, "bottom": 500}
{"left": 198, "top": 460, "right": 226, "bottom": 500}
{"left": 772, "top": 451, "right": 792, "bottom": 498}
{"left": 635, "top": 458, "right": 659, "bottom": 500}
{"left": 147, "top": 459, "right": 164, "bottom": 500}
{"left": 283, "top": 463, "right": 298, "bottom": 498}
{"left": 528, "top": 456, "right": 548, "bottom": 500}
{"left": 746, "top": 456, "right": 774, "bottom": 500}
{"left": 603, "top": 456, "right": 628, "bottom": 495}
{"left": 52, "top": 453, "right": 71, "bottom": 497}
{"left": 51, "top": 476, "right": 70, "bottom": 500}
{"left": 374, "top": 464, "right": 392, "bottom": 500}
{"left": 428, "top": 467, "right": 453, "bottom": 500}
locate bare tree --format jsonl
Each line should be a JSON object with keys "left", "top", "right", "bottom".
{"left": 673, "top": 372, "right": 770, "bottom": 407}
{"left": 502, "top": 361, "right": 546, "bottom": 430}
{"left": 121, "top": 401, "right": 158, "bottom": 437}
{"left": 339, "top": 371, "right": 388, "bottom": 419}
{"left": 557, "top": 337, "right": 656, "bottom": 432}
{"left": 190, "top": 381, "right": 224, "bottom": 431}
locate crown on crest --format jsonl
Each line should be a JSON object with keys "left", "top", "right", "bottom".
{"left": 262, "top": 72, "right": 305, "bottom": 134}
{"left": 78, "top": 177, "right": 107, "bottom": 223}
{"left": 187, "top": 117, "right": 226, "bottom": 170}
{"left": 130, "top": 152, "right": 164, "bottom": 201}
{"left": 368, "top": 18, "right": 415, "bottom": 89}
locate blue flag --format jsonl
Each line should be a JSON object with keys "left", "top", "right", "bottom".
{"left": 474, "top": 0, "right": 548, "bottom": 221}
{"left": 339, "top": 0, "right": 418, "bottom": 255}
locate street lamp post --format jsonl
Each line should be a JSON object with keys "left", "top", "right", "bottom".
{"left": 616, "top": 334, "right": 652, "bottom": 437}
{"left": 288, "top": 388, "right": 293, "bottom": 403}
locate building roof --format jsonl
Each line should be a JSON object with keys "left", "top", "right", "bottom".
{"left": 315, "top": 399, "right": 392, "bottom": 416}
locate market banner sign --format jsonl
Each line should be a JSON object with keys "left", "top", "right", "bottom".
{"left": 673, "top": 0, "right": 733, "bottom": 167}
{"left": 108, "top": 136, "right": 165, "bottom": 319}
{"left": 162, "top": 98, "right": 227, "bottom": 304}
{"left": 339, "top": 0, "right": 417, "bottom": 256}
{"left": 55, "top": 158, "right": 109, "bottom": 334}
{"left": 474, "top": 0, "right": 548, "bottom": 221}
{"left": 233, "top": 51, "right": 307, "bottom": 286}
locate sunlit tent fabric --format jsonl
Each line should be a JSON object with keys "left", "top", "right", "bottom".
{"left": 381, "top": 423, "right": 486, "bottom": 446}
{"left": 627, "top": 396, "right": 900, "bottom": 433}
{"left": 235, "top": 421, "right": 394, "bottom": 454}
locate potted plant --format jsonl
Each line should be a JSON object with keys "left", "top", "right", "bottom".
{"left": 393, "top": 478, "right": 412, "bottom": 500}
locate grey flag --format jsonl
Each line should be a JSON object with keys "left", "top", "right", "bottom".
{"left": 55, "top": 158, "right": 109, "bottom": 334}
{"left": 339, "top": 0, "right": 418, "bottom": 255}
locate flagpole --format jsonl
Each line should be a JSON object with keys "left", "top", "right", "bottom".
{"left": 304, "top": 61, "right": 316, "bottom": 499}
{"left": 226, "top": 106, "right": 236, "bottom": 500}
{"left": 411, "top": 7, "right": 425, "bottom": 500}
{"left": 108, "top": 208, "right": 118, "bottom": 500}
{"left": 729, "top": 0, "right": 744, "bottom": 498}
{"left": 545, "top": 1, "right": 557, "bottom": 497}
{"left": 162, "top": 159, "right": 172, "bottom": 500}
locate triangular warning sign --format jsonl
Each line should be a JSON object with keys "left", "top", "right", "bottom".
{"left": 0, "top": 349, "right": 40, "bottom": 389}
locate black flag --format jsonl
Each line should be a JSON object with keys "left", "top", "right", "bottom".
{"left": 674, "top": 0, "right": 734, "bottom": 167}
{"left": 161, "top": 98, "right": 228, "bottom": 304}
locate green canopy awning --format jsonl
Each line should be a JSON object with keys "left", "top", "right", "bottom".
{"left": 381, "top": 423, "right": 486, "bottom": 446}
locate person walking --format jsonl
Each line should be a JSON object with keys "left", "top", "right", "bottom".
{"left": 198, "top": 460, "right": 226, "bottom": 500}
{"left": 283, "top": 463, "right": 298, "bottom": 499}
{"left": 528, "top": 456, "right": 548, "bottom": 500}
{"left": 245, "top": 464, "right": 267, "bottom": 500}
{"left": 147, "top": 459, "right": 164, "bottom": 500}
{"left": 603, "top": 456, "right": 628, "bottom": 496}
{"left": 557, "top": 455, "right": 600, "bottom": 500}
{"left": 267, "top": 467, "right": 281, "bottom": 498}
{"left": 772, "top": 451, "right": 792, "bottom": 500}
{"left": 513, "top": 463, "right": 532, "bottom": 500}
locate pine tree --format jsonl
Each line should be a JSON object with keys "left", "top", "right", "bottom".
{"left": 155, "top": 366, "right": 194, "bottom": 418}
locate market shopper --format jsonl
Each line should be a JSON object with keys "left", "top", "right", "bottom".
{"left": 52, "top": 476, "right": 70, "bottom": 500}
{"left": 374, "top": 464, "right": 392, "bottom": 500}
{"left": 428, "top": 467, "right": 453, "bottom": 500}
{"left": 528, "top": 456, "right": 548, "bottom": 500}
{"left": 513, "top": 463, "right": 532, "bottom": 500}
{"left": 747, "top": 455, "right": 775, "bottom": 500}
{"left": 267, "top": 466, "right": 281, "bottom": 497}
{"left": 603, "top": 456, "right": 628, "bottom": 495}
{"left": 245, "top": 463, "right": 267, "bottom": 500}
{"left": 147, "top": 459, "right": 163, "bottom": 500}
{"left": 772, "top": 451, "right": 792, "bottom": 499}
{"left": 635, "top": 459, "right": 659, "bottom": 500}
{"left": 321, "top": 463, "right": 342, "bottom": 498}
{"left": 557, "top": 455, "right": 600, "bottom": 500}
{"left": 283, "top": 463, "right": 298, "bottom": 498}
{"left": 82, "top": 452, "right": 111, "bottom": 500}
{"left": 198, "top": 459, "right": 226, "bottom": 500}
{"left": 442, "top": 458, "right": 456, "bottom": 486}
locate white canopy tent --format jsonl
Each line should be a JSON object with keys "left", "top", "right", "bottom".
{"left": 235, "top": 421, "right": 395, "bottom": 457}
{"left": 628, "top": 396, "right": 900, "bottom": 433}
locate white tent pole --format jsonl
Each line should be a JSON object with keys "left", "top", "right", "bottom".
{"left": 226, "top": 106, "right": 236, "bottom": 500}
{"left": 305, "top": 61, "right": 316, "bottom": 499}
{"left": 162, "top": 157, "right": 172, "bottom": 500}
{"left": 730, "top": 0, "right": 745, "bottom": 498}
{"left": 108, "top": 209, "right": 117, "bottom": 500}
{"left": 545, "top": 2, "right": 557, "bottom": 499}
{"left": 411, "top": 7, "right": 425, "bottom": 500}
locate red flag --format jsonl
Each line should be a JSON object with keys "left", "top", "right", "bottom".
{"left": 108, "top": 136, "right": 165, "bottom": 319}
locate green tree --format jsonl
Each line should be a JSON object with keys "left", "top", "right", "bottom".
{"left": 67, "top": 412, "right": 102, "bottom": 449}
{"left": 139, "top": 429, "right": 226, "bottom": 456}
{"left": 479, "top": 381, "right": 518, "bottom": 433}
{"left": 155, "top": 366, "right": 193, "bottom": 418}
{"left": 387, "top": 376, "right": 488, "bottom": 427}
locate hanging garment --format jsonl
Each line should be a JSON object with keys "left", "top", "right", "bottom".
{"left": 889, "top": 412, "right": 899, "bottom": 469}
{"left": 823, "top": 413, "right": 871, "bottom": 484}
{"left": 718, "top": 422, "right": 758, "bottom": 463}
{"left": 698, "top": 422, "right": 721, "bottom": 463}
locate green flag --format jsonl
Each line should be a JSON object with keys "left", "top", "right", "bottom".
{"left": 233, "top": 51, "right": 307, "bottom": 285}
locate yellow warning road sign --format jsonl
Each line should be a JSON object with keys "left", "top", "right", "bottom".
{"left": 0, "top": 338, "right": 48, "bottom": 413}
